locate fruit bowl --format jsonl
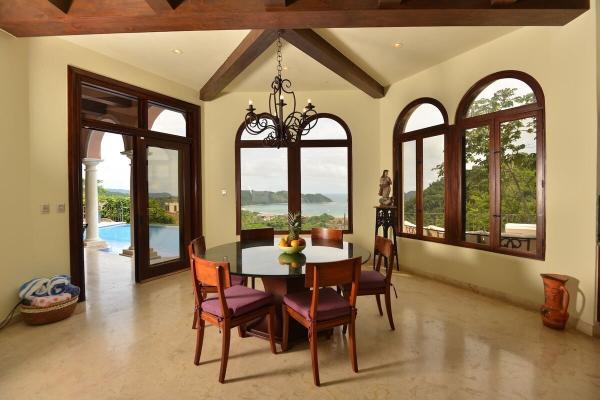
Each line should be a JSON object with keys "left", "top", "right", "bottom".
{"left": 278, "top": 244, "right": 306, "bottom": 254}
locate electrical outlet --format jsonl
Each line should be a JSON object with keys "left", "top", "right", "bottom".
{"left": 40, "top": 203, "right": 50, "bottom": 214}
{"left": 57, "top": 204, "right": 66, "bottom": 213}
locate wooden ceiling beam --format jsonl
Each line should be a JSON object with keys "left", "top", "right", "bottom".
{"left": 145, "top": 0, "right": 185, "bottom": 12}
{"left": 378, "top": 0, "right": 404, "bottom": 9}
{"left": 265, "top": 0, "right": 290, "bottom": 10}
{"left": 48, "top": 0, "right": 74, "bottom": 14}
{"left": 0, "top": 0, "right": 589, "bottom": 37}
{"left": 200, "top": 29, "right": 279, "bottom": 101}
{"left": 491, "top": 0, "right": 519, "bottom": 5}
{"left": 281, "top": 29, "right": 385, "bottom": 98}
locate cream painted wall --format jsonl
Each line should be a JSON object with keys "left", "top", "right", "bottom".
{"left": 202, "top": 90, "right": 380, "bottom": 249}
{"left": 0, "top": 36, "right": 200, "bottom": 318}
{"left": 0, "top": 32, "right": 31, "bottom": 317}
{"left": 379, "top": 10, "right": 599, "bottom": 332}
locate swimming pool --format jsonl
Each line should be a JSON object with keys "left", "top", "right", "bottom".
{"left": 98, "top": 223, "right": 180, "bottom": 258}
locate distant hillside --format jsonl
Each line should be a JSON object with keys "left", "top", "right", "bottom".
{"left": 241, "top": 190, "right": 332, "bottom": 206}
{"left": 404, "top": 191, "right": 416, "bottom": 201}
{"left": 105, "top": 188, "right": 129, "bottom": 196}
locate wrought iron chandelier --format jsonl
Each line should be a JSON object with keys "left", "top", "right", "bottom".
{"left": 244, "top": 32, "right": 318, "bottom": 148}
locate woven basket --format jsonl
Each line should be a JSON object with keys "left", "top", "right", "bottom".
{"left": 20, "top": 296, "right": 79, "bottom": 326}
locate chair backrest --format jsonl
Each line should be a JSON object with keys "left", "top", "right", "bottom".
{"left": 305, "top": 256, "right": 362, "bottom": 320}
{"left": 240, "top": 228, "right": 274, "bottom": 242}
{"left": 374, "top": 236, "right": 395, "bottom": 285}
{"left": 189, "top": 253, "right": 232, "bottom": 318}
{"left": 310, "top": 227, "right": 343, "bottom": 242}
{"left": 188, "top": 236, "right": 206, "bottom": 261}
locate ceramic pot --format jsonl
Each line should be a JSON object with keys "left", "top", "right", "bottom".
{"left": 540, "top": 274, "right": 570, "bottom": 330}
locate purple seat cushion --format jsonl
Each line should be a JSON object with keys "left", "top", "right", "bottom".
{"left": 231, "top": 274, "right": 245, "bottom": 286}
{"left": 283, "top": 287, "right": 350, "bottom": 322}
{"left": 202, "top": 285, "right": 272, "bottom": 318}
{"left": 358, "top": 270, "right": 386, "bottom": 290}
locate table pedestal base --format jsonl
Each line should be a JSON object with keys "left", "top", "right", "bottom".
{"left": 245, "top": 276, "right": 308, "bottom": 343}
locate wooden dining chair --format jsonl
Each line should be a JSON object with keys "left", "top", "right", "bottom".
{"left": 343, "top": 236, "right": 396, "bottom": 331}
{"left": 188, "top": 236, "right": 246, "bottom": 330}
{"left": 310, "top": 227, "right": 343, "bottom": 242}
{"left": 240, "top": 228, "right": 274, "bottom": 288}
{"left": 190, "top": 254, "right": 277, "bottom": 383}
{"left": 281, "top": 256, "right": 362, "bottom": 386}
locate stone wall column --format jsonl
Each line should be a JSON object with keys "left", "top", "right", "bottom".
{"left": 83, "top": 158, "right": 106, "bottom": 248}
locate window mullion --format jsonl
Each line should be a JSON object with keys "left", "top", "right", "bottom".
{"left": 416, "top": 138, "right": 424, "bottom": 238}
{"left": 288, "top": 143, "right": 301, "bottom": 216}
{"left": 490, "top": 118, "right": 501, "bottom": 250}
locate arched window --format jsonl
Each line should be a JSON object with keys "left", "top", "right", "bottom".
{"left": 236, "top": 113, "right": 352, "bottom": 233}
{"left": 457, "top": 71, "right": 545, "bottom": 258}
{"left": 394, "top": 98, "right": 448, "bottom": 240}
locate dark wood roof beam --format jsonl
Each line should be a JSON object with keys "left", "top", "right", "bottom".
{"left": 200, "top": 29, "right": 279, "bottom": 101}
{"left": 48, "top": 0, "right": 73, "bottom": 14}
{"left": 145, "top": 0, "right": 185, "bottom": 13}
{"left": 281, "top": 29, "right": 385, "bottom": 98}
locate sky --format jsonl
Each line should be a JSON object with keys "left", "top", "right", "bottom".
{"left": 240, "top": 117, "right": 349, "bottom": 194}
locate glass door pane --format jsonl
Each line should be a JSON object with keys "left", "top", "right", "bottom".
{"left": 499, "top": 116, "right": 538, "bottom": 254}
{"left": 147, "top": 146, "right": 181, "bottom": 264}
{"left": 463, "top": 126, "right": 491, "bottom": 245}
{"left": 422, "top": 135, "right": 445, "bottom": 238}
{"left": 240, "top": 147, "right": 288, "bottom": 231}
{"left": 300, "top": 147, "right": 349, "bottom": 230}
{"left": 137, "top": 138, "right": 190, "bottom": 280}
{"left": 402, "top": 141, "right": 417, "bottom": 234}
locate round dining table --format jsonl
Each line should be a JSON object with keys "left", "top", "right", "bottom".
{"left": 203, "top": 237, "right": 371, "bottom": 343}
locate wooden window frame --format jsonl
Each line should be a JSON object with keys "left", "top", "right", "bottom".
{"left": 393, "top": 98, "right": 449, "bottom": 243}
{"left": 68, "top": 66, "right": 202, "bottom": 300}
{"left": 393, "top": 71, "right": 546, "bottom": 260}
{"left": 235, "top": 113, "right": 353, "bottom": 235}
{"left": 457, "top": 71, "right": 546, "bottom": 260}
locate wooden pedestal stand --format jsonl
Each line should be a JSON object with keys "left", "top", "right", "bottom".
{"left": 374, "top": 206, "right": 400, "bottom": 271}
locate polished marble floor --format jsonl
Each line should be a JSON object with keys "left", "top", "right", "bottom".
{"left": 0, "top": 249, "right": 599, "bottom": 399}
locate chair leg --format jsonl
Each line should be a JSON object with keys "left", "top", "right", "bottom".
{"left": 267, "top": 307, "right": 277, "bottom": 354}
{"left": 194, "top": 319, "right": 205, "bottom": 365}
{"left": 385, "top": 289, "right": 395, "bottom": 331}
{"left": 342, "top": 323, "right": 347, "bottom": 335}
{"left": 237, "top": 325, "right": 247, "bottom": 338}
{"left": 348, "top": 314, "right": 358, "bottom": 373}
{"left": 192, "top": 311, "right": 198, "bottom": 329}
{"left": 281, "top": 305, "right": 289, "bottom": 352}
{"left": 375, "top": 294, "right": 383, "bottom": 316}
{"left": 251, "top": 277, "right": 255, "bottom": 289}
{"left": 219, "top": 324, "right": 231, "bottom": 383}
{"left": 309, "top": 325, "right": 320, "bottom": 386}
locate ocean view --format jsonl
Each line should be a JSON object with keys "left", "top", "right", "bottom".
{"left": 242, "top": 193, "right": 348, "bottom": 217}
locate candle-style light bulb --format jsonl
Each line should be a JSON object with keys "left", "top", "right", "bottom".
{"left": 280, "top": 94, "right": 285, "bottom": 100}
{"left": 307, "top": 98, "right": 312, "bottom": 104}
{"left": 248, "top": 99, "right": 253, "bottom": 105}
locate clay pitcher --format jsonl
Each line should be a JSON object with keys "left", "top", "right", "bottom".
{"left": 540, "top": 274, "right": 570, "bottom": 330}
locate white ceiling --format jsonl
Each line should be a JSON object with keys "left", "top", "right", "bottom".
{"left": 62, "top": 27, "right": 516, "bottom": 95}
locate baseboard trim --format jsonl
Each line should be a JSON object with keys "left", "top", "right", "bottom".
{"left": 398, "top": 265, "right": 597, "bottom": 337}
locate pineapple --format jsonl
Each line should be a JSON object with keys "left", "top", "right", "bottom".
{"left": 288, "top": 211, "right": 301, "bottom": 240}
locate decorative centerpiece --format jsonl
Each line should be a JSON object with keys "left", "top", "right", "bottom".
{"left": 278, "top": 212, "right": 306, "bottom": 254}
{"left": 379, "top": 169, "right": 394, "bottom": 206}
{"left": 540, "top": 273, "right": 570, "bottom": 330}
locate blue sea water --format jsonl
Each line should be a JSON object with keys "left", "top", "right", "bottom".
{"left": 98, "top": 223, "right": 180, "bottom": 257}
{"left": 242, "top": 193, "right": 348, "bottom": 217}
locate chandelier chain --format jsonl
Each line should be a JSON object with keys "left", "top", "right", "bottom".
{"left": 276, "top": 34, "right": 283, "bottom": 78}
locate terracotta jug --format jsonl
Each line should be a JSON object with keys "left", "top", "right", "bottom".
{"left": 540, "top": 274, "right": 570, "bottom": 330}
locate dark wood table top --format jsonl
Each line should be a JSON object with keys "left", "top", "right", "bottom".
{"left": 203, "top": 238, "right": 371, "bottom": 279}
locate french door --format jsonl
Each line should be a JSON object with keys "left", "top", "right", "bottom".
{"left": 136, "top": 137, "right": 192, "bottom": 281}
